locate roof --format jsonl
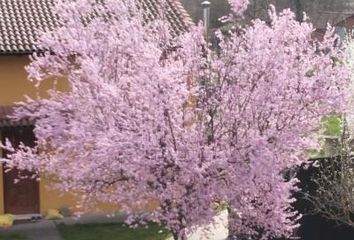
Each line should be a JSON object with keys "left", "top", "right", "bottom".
{"left": 0, "top": 0, "right": 193, "bottom": 54}
{"left": 0, "top": 105, "right": 34, "bottom": 128}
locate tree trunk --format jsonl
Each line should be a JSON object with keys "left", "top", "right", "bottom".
{"left": 227, "top": 207, "right": 239, "bottom": 239}
{"left": 172, "top": 232, "right": 179, "bottom": 240}
{"left": 172, "top": 229, "right": 188, "bottom": 240}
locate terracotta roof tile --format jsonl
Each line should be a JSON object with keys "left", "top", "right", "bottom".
{"left": 0, "top": 0, "right": 193, "bottom": 54}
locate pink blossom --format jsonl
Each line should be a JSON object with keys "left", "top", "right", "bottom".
{"left": 228, "top": 0, "right": 249, "bottom": 16}
{"left": 0, "top": 1, "right": 350, "bottom": 239}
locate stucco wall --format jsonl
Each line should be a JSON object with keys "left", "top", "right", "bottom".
{"left": 0, "top": 55, "right": 87, "bottom": 215}
{"left": 0, "top": 55, "right": 70, "bottom": 104}
{"left": 0, "top": 55, "right": 156, "bottom": 215}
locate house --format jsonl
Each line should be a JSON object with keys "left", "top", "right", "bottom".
{"left": 0, "top": 0, "right": 193, "bottom": 217}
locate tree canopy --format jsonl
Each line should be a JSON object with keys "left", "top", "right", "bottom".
{"left": 1, "top": 0, "right": 350, "bottom": 239}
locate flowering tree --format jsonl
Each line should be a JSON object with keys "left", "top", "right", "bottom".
{"left": 1, "top": 0, "right": 350, "bottom": 239}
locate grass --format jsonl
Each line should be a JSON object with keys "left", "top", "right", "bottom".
{"left": 57, "top": 222, "right": 171, "bottom": 240}
{"left": 321, "top": 115, "right": 342, "bottom": 138}
{"left": 0, "top": 234, "right": 27, "bottom": 240}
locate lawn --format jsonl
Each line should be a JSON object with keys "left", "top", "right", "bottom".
{"left": 0, "top": 234, "right": 27, "bottom": 240}
{"left": 57, "top": 222, "right": 171, "bottom": 240}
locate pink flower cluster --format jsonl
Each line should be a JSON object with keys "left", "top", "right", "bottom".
{"left": 228, "top": 0, "right": 249, "bottom": 16}
{"left": 1, "top": 0, "right": 350, "bottom": 239}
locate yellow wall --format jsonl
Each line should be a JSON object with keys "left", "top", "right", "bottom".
{"left": 0, "top": 55, "right": 69, "bottom": 105}
{"left": 0, "top": 55, "right": 88, "bottom": 215}
{"left": 0, "top": 55, "right": 74, "bottom": 214}
{"left": 0, "top": 55, "right": 153, "bottom": 215}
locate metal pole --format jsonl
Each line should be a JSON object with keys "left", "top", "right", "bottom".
{"left": 202, "top": 0, "right": 211, "bottom": 36}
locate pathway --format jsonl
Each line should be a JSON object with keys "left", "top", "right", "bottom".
{"left": 0, "top": 220, "right": 61, "bottom": 240}
{"left": 0, "top": 211, "right": 229, "bottom": 240}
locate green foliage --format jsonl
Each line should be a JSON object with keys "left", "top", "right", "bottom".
{"left": 321, "top": 115, "right": 342, "bottom": 137}
{"left": 306, "top": 148, "right": 326, "bottom": 158}
{"left": 57, "top": 222, "right": 171, "bottom": 240}
{"left": 307, "top": 115, "right": 342, "bottom": 159}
